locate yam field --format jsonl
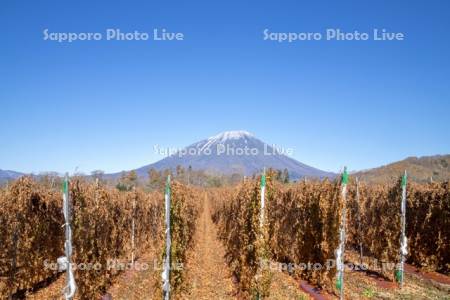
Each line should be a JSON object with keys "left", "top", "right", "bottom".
{"left": 0, "top": 172, "right": 449, "bottom": 300}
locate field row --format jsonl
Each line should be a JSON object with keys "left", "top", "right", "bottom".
{"left": 212, "top": 173, "right": 449, "bottom": 298}
{"left": 0, "top": 177, "right": 200, "bottom": 299}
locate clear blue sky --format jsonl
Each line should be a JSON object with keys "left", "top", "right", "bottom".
{"left": 1, "top": 0, "right": 449, "bottom": 174}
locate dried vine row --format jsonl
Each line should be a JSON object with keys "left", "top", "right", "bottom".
{"left": 347, "top": 179, "right": 450, "bottom": 277}
{"left": 0, "top": 177, "right": 63, "bottom": 298}
{"left": 212, "top": 178, "right": 271, "bottom": 299}
{"left": 155, "top": 181, "right": 201, "bottom": 299}
{"left": 0, "top": 177, "right": 163, "bottom": 299}
{"left": 69, "top": 178, "right": 163, "bottom": 299}
{"left": 267, "top": 179, "right": 343, "bottom": 291}
{"left": 212, "top": 176, "right": 352, "bottom": 296}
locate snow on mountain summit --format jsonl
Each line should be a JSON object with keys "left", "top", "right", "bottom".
{"left": 199, "top": 130, "right": 254, "bottom": 151}
{"left": 207, "top": 130, "right": 253, "bottom": 142}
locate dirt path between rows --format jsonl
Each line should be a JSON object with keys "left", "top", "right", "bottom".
{"left": 107, "top": 251, "right": 158, "bottom": 300}
{"left": 187, "top": 193, "right": 310, "bottom": 300}
{"left": 186, "top": 194, "right": 234, "bottom": 299}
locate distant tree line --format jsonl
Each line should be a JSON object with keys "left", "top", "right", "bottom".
{"left": 112, "top": 165, "right": 291, "bottom": 191}
{"left": 0, "top": 167, "right": 292, "bottom": 191}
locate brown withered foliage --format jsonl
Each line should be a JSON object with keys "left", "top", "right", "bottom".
{"left": 267, "top": 179, "right": 343, "bottom": 291}
{"left": 0, "top": 177, "right": 63, "bottom": 298}
{"left": 406, "top": 182, "right": 449, "bottom": 274}
{"left": 205, "top": 176, "right": 450, "bottom": 297}
{"left": 212, "top": 177, "right": 278, "bottom": 299}
{"left": 212, "top": 177, "right": 349, "bottom": 295}
{"left": 0, "top": 177, "right": 163, "bottom": 299}
{"left": 69, "top": 178, "right": 163, "bottom": 299}
{"left": 347, "top": 180, "right": 402, "bottom": 280}
{"left": 347, "top": 179, "right": 450, "bottom": 277}
{"left": 153, "top": 181, "right": 201, "bottom": 299}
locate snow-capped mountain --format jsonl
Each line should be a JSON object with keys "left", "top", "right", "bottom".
{"left": 125, "top": 130, "right": 334, "bottom": 180}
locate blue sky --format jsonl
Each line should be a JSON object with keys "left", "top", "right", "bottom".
{"left": 1, "top": 0, "right": 449, "bottom": 174}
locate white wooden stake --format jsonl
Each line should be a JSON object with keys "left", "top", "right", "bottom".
{"left": 257, "top": 168, "right": 267, "bottom": 300}
{"left": 61, "top": 174, "right": 76, "bottom": 300}
{"left": 260, "top": 168, "right": 266, "bottom": 228}
{"left": 162, "top": 175, "right": 171, "bottom": 300}
{"left": 336, "top": 167, "right": 348, "bottom": 300}
{"left": 131, "top": 187, "right": 136, "bottom": 264}
{"left": 398, "top": 171, "right": 408, "bottom": 288}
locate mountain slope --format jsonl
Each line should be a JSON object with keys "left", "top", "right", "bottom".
{"left": 0, "top": 169, "right": 24, "bottom": 183}
{"left": 126, "top": 131, "right": 335, "bottom": 180}
{"left": 354, "top": 155, "right": 450, "bottom": 183}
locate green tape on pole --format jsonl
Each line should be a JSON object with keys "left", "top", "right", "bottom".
{"left": 63, "top": 179, "right": 68, "bottom": 194}
{"left": 342, "top": 167, "right": 349, "bottom": 185}
{"left": 401, "top": 173, "right": 407, "bottom": 187}
{"left": 165, "top": 176, "right": 171, "bottom": 194}
{"left": 395, "top": 270, "right": 403, "bottom": 282}
{"left": 336, "top": 277, "right": 342, "bottom": 290}
{"left": 261, "top": 174, "right": 266, "bottom": 187}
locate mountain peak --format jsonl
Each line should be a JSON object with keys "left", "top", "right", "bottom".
{"left": 207, "top": 130, "right": 253, "bottom": 142}
{"left": 125, "top": 130, "right": 335, "bottom": 180}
